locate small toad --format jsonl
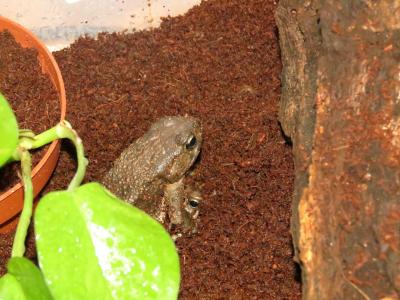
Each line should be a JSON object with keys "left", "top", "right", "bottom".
{"left": 102, "top": 116, "right": 202, "bottom": 233}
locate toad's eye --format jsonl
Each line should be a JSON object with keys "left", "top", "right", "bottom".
{"left": 189, "top": 198, "right": 199, "bottom": 208}
{"left": 185, "top": 135, "right": 197, "bottom": 150}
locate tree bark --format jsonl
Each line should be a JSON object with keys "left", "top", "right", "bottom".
{"left": 276, "top": 1, "right": 400, "bottom": 299}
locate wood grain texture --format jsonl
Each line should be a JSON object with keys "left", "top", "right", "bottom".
{"left": 276, "top": 1, "right": 400, "bottom": 299}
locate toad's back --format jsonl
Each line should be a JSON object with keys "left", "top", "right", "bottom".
{"left": 102, "top": 116, "right": 202, "bottom": 208}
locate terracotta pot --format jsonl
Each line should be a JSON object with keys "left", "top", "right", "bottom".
{"left": 0, "top": 16, "right": 67, "bottom": 233}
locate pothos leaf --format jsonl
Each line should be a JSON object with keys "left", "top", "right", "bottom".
{"left": 0, "top": 274, "right": 26, "bottom": 300}
{"left": 0, "top": 93, "right": 18, "bottom": 167}
{"left": 35, "top": 182, "right": 180, "bottom": 300}
{"left": 6, "top": 257, "right": 52, "bottom": 300}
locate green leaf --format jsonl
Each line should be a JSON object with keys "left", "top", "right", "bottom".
{"left": 0, "top": 93, "right": 18, "bottom": 167}
{"left": 0, "top": 274, "right": 26, "bottom": 300}
{"left": 6, "top": 257, "right": 52, "bottom": 300}
{"left": 35, "top": 182, "right": 180, "bottom": 300}
{"left": 0, "top": 258, "right": 53, "bottom": 300}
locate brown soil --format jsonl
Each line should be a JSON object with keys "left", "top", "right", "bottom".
{"left": 0, "top": 0, "right": 301, "bottom": 298}
{"left": 0, "top": 30, "right": 59, "bottom": 279}
{"left": 0, "top": 30, "right": 60, "bottom": 192}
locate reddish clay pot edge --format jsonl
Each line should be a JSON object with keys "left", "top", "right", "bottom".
{"left": 0, "top": 16, "right": 67, "bottom": 233}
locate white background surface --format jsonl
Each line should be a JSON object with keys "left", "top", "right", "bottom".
{"left": 0, "top": 0, "right": 200, "bottom": 50}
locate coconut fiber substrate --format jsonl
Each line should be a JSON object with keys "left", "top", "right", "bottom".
{"left": 0, "top": 0, "right": 301, "bottom": 298}
{"left": 0, "top": 30, "right": 59, "bottom": 193}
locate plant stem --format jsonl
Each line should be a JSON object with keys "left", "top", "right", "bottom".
{"left": 10, "top": 121, "right": 87, "bottom": 257}
{"left": 38, "top": 121, "right": 87, "bottom": 190}
{"left": 14, "top": 121, "right": 88, "bottom": 191}
{"left": 58, "top": 124, "right": 88, "bottom": 191}
{"left": 11, "top": 149, "right": 32, "bottom": 257}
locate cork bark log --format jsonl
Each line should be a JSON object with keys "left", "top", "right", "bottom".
{"left": 276, "top": 1, "right": 400, "bottom": 299}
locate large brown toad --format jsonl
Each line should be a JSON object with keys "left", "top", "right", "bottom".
{"left": 102, "top": 116, "right": 202, "bottom": 233}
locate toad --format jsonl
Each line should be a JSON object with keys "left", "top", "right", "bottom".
{"left": 102, "top": 116, "right": 202, "bottom": 233}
